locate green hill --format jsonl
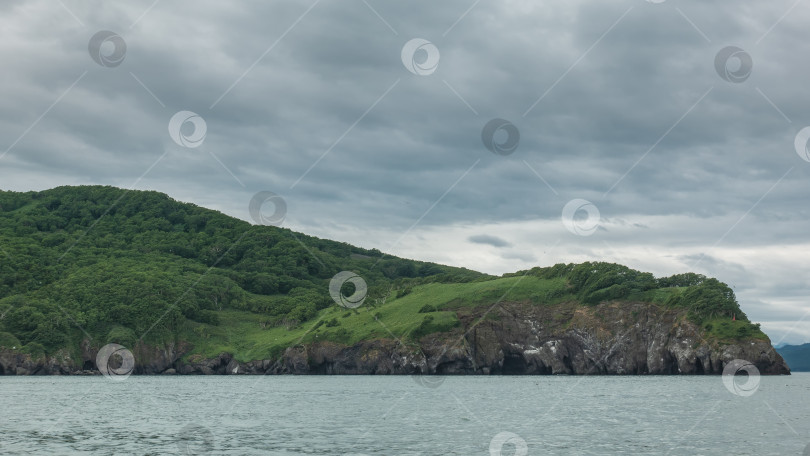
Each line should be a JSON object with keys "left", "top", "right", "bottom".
{"left": 0, "top": 186, "right": 768, "bottom": 368}
{"left": 776, "top": 344, "right": 810, "bottom": 371}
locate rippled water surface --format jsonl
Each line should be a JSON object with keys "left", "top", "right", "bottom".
{"left": 2, "top": 374, "right": 810, "bottom": 455}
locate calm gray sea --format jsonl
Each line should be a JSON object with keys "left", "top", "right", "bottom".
{"left": 1, "top": 374, "right": 809, "bottom": 455}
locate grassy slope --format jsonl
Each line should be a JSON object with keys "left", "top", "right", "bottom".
{"left": 180, "top": 275, "right": 767, "bottom": 363}
{"left": 182, "top": 276, "right": 557, "bottom": 362}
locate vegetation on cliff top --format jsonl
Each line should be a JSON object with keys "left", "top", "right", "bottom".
{"left": 0, "top": 186, "right": 766, "bottom": 362}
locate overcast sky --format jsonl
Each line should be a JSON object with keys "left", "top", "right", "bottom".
{"left": 1, "top": 0, "right": 809, "bottom": 344}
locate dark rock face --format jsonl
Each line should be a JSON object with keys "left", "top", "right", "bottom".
{"left": 0, "top": 301, "right": 790, "bottom": 375}
{"left": 448, "top": 301, "right": 790, "bottom": 376}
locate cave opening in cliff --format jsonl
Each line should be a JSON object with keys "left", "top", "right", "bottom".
{"left": 310, "top": 362, "right": 332, "bottom": 375}
{"left": 82, "top": 360, "right": 94, "bottom": 371}
{"left": 0, "top": 364, "right": 5, "bottom": 375}
{"left": 695, "top": 358, "right": 705, "bottom": 375}
{"left": 501, "top": 354, "right": 527, "bottom": 375}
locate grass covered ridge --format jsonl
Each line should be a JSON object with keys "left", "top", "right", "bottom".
{"left": 0, "top": 186, "right": 767, "bottom": 362}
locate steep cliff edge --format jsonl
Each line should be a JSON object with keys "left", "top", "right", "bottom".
{"left": 263, "top": 300, "right": 788, "bottom": 376}
{"left": 0, "top": 299, "right": 788, "bottom": 375}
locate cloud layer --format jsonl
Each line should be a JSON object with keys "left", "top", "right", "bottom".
{"left": 1, "top": 0, "right": 809, "bottom": 343}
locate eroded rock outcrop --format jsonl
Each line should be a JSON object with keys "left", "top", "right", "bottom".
{"left": 0, "top": 300, "right": 789, "bottom": 375}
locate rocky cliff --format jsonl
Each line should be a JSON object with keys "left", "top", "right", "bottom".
{"left": 0, "top": 299, "right": 788, "bottom": 376}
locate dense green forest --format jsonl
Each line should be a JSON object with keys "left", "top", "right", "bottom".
{"left": 0, "top": 186, "right": 763, "bottom": 360}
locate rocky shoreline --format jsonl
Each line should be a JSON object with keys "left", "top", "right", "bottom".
{"left": 0, "top": 301, "right": 790, "bottom": 376}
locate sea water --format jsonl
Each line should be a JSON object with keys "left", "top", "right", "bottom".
{"left": 1, "top": 374, "right": 808, "bottom": 455}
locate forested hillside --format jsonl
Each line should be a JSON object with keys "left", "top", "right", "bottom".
{"left": 0, "top": 186, "right": 765, "bottom": 366}
{"left": 0, "top": 186, "right": 482, "bottom": 358}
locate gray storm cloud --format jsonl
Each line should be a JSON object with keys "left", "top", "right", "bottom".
{"left": 0, "top": 0, "right": 809, "bottom": 342}
{"left": 469, "top": 234, "right": 512, "bottom": 248}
